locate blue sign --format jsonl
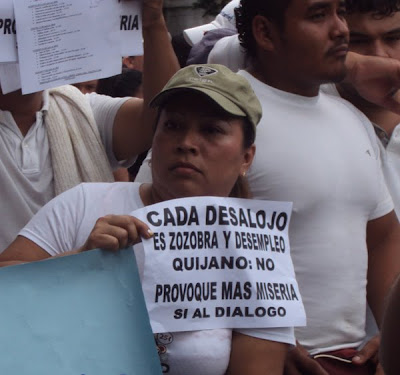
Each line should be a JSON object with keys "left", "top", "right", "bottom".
{"left": 0, "top": 248, "right": 161, "bottom": 375}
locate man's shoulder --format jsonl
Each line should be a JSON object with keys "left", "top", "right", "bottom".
{"left": 320, "top": 90, "right": 381, "bottom": 157}
{"left": 321, "top": 89, "right": 371, "bottom": 122}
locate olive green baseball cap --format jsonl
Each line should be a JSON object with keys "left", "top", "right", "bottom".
{"left": 150, "top": 64, "right": 262, "bottom": 131}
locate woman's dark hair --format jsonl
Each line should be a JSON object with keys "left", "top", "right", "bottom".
{"left": 241, "top": 118, "right": 255, "bottom": 148}
{"left": 346, "top": 0, "right": 400, "bottom": 17}
{"left": 235, "top": 0, "right": 292, "bottom": 58}
{"left": 229, "top": 174, "right": 252, "bottom": 198}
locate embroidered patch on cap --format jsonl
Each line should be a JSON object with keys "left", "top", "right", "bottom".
{"left": 195, "top": 66, "right": 218, "bottom": 77}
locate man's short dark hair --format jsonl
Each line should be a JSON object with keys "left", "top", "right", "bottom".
{"left": 346, "top": 0, "right": 400, "bottom": 17}
{"left": 235, "top": 0, "right": 292, "bottom": 58}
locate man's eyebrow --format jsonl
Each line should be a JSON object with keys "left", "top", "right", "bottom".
{"left": 385, "top": 27, "right": 400, "bottom": 36}
{"left": 307, "top": 0, "right": 346, "bottom": 12}
{"left": 306, "top": 2, "right": 330, "bottom": 12}
{"left": 349, "top": 32, "right": 370, "bottom": 38}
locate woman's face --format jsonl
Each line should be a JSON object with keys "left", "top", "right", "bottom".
{"left": 151, "top": 93, "right": 255, "bottom": 201}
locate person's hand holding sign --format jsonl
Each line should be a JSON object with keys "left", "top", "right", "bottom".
{"left": 142, "top": 0, "right": 164, "bottom": 28}
{"left": 79, "top": 215, "right": 153, "bottom": 252}
{"left": 121, "top": 0, "right": 165, "bottom": 28}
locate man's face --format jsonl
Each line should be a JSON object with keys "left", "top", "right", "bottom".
{"left": 73, "top": 80, "right": 98, "bottom": 95}
{"left": 272, "top": 0, "right": 349, "bottom": 91}
{"left": 337, "top": 10, "right": 400, "bottom": 109}
{"left": 347, "top": 11, "right": 400, "bottom": 60}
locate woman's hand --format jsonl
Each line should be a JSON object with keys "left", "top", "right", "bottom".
{"left": 80, "top": 215, "right": 153, "bottom": 252}
{"left": 119, "top": 0, "right": 164, "bottom": 29}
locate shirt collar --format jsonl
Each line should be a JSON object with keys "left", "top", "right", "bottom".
{"left": 0, "top": 90, "right": 49, "bottom": 130}
{"left": 373, "top": 123, "right": 390, "bottom": 148}
{"left": 41, "top": 90, "right": 50, "bottom": 112}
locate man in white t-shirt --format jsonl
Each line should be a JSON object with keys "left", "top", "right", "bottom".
{"left": 337, "top": 1, "right": 400, "bottom": 214}
{"left": 234, "top": 0, "right": 400, "bottom": 374}
{"left": 322, "top": 0, "right": 400, "bottom": 360}
{"left": 0, "top": 0, "right": 179, "bottom": 253}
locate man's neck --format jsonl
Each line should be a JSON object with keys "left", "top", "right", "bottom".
{"left": 0, "top": 90, "right": 43, "bottom": 136}
{"left": 250, "top": 60, "right": 320, "bottom": 97}
{"left": 364, "top": 106, "right": 400, "bottom": 137}
{"left": 338, "top": 84, "right": 400, "bottom": 137}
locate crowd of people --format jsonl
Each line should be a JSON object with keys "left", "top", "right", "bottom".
{"left": 1, "top": 0, "right": 400, "bottom": 374}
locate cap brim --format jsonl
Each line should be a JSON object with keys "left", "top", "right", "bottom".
{"left": 183, "top": 24, "right": 218, "bottom": 46}
{"left": 150, "top": 87, "right": 246, "bottom": 118}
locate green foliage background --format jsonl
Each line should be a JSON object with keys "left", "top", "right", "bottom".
{"left": 193, "top": 0, "right": 230, "bottom": 16}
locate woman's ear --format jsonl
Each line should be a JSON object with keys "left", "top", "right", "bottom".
{"left": 252, "top": 15, "right": 278, "bottom": 53}
{"left": 241, "top": 144, "right": 256, "bottom": 176}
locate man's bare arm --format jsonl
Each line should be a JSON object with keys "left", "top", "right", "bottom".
{"left": 381, "top": 274, "right": 400, "bottom": 375}
{"left": 344, "top": 52, "right": 400, "bottom": 115}
{"left": 367, "top": 210, "right": 400, "bottom": 326}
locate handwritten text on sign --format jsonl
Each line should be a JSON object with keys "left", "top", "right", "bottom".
{"left": 132, "top": 196, "right": 306, "bottom": 333}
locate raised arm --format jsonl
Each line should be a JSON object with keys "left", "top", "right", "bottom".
{"left": 112, "top": 0, "right": 180, "bottom": 161}
{"left": 343, "top": 52, "right": 400, "bottom": 115}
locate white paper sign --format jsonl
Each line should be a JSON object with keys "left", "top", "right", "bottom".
{"left": 0, "top": 63, "right": 21, "bottom": 94}
{"left": 13, "top": 0, "right": 122, "bottom": 94}
{"left": 132, "top": 196, "right": 306, "bottom": 333}
{"left": 118, "top": 1, "right": 143, "bottom": 56}
{"left": 0, "top": 1, "right": 18, "bottom": 63}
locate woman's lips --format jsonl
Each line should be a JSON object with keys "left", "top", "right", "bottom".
{"left": 169, "top": 161, "right": 202, "bottom": 175}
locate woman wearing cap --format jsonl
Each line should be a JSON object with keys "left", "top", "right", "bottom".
{"left": 0, "top": 64, "right": 295, "bottom": 375}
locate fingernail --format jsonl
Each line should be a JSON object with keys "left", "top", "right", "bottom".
{"left": 147, "top": 229, "right": 154, "bottom": 237}
{"left": 352, "top": 355, "right": 361, "bottom": 363}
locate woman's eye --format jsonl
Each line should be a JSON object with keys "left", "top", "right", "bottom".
{"left": 385, "top": 35, "right": 400, "bottom": 42}
{"left": 163, "top": 121, "right": 179, "bottom": 130}
{"left": 309, "top": 12, "right": 325, "bottom": 21}
{"left": 204, "top": 126, "right": 223, "bottom": 135}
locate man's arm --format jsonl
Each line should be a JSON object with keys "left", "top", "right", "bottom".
{"left": 344, "top": 52, "right": 400, "bottom": 115}
{"left": 112, "top": 0, "right": 180, "bottom": 161}
{"left": 348, "top": 211, "right": 400, "bottom": 374}
{"left": 367, "top": 210, "right": 400, "bottom": 326}
{"left": 380, "top": 274, "right": 400, "bottom": 375}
